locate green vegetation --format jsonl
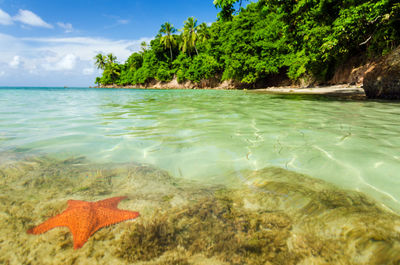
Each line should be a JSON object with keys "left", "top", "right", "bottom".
{"left": 95, "top": 0, "right": 400, "bottom": 87}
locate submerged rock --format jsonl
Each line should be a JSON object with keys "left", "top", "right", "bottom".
{"left": 363, "top": 46, "right": 400, "bottom": 99}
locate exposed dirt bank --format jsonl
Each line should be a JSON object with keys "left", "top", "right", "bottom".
{"left": 364, "top": 46, "right": 400, "bottom": 99}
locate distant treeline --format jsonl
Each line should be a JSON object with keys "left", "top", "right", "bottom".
{"left": 95, "top": 0, "right": 400, "bottom": 87}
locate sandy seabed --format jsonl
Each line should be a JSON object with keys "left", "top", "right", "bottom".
{"left": 0, "top": 151, "right": 399, "bottom": 265}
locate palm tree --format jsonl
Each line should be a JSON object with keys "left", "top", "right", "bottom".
{"left": 106, "top": 53, "right": 117, "bottom": 65}
{"left": 104, "top": 62, "right": 120, "bottom": 83}
{"left": 197, "top": 22, "right": 210, "bottom": 43}
{"left": 181, "top": 17, "right": 199, "bottom": 56}
{"left": 94, "top": 53, "right": 106, "bottom": 70}
{"left": 140, "top": 41, "right": 148, "bottom": 54}
{"left": 159, "top": 22, "right": 177, "bottom": 61}
{"left": 96, "top": 53, "right": 119, "bottom": 84}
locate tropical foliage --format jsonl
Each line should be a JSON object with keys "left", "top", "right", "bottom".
{"left": 94, "top": 53, "right": 120, "bottom": 85}
{"left": 213, "top": 0, "right": 248, "bottom": 20}
{"left": 159, "top": 22, "right": 177, "bottom": 62}
{"left": 95, "top": 0, "right": 400, "bottom": 87}
{"left": 181, "top": 17, "right": 199, "bottom": 56}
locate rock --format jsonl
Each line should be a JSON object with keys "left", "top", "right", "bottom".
{"left": 330, "top": 56, "right": 373, "bottom": 86}
{"left": 363, "top": 46, "right": 400, "bottom": 99}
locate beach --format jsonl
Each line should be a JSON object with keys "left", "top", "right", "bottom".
{"left": 253, "top": 85, "right": 365, "bottom": 95}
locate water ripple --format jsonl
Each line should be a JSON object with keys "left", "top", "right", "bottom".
{"left": 1, "top": 87, "right": 400, "bottom": 210}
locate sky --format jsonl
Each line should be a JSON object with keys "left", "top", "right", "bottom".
{"left": 0, "top": 0, "right": 220, "bottom": 87}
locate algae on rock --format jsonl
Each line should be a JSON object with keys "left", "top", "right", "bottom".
{"left": 0, "top": 154, "right": 400, "bottom": 265}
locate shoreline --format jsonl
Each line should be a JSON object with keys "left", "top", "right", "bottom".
{"left": 99, "top": 83, "right": 366, "bottom": 97}
{"left": 253, "top": 84, "right": 365, "bottom": 95}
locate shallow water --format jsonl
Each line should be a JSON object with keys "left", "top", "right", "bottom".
{"left": 1, "top": 87, "right": 400, "bottom": 264}
{"left": 1, "top": 155, "right": 400, "bottom": 264}
{"left": 1, "top": 87, "right": 399, "bottom": 210}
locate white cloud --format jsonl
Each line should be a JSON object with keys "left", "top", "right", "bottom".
{"left": 117, "top": 19, "right": 130, "bottom": 25}
{"left": 37, "top": 50, "right": 58, "bottom": 58}
{"left": 57, "top": 22, "right": 73, "bottom": 33}
{"left": 22, "top": 36, "right": 105, "bottom": 44}
{"left": 42, "top": 54, "right": 77, "bottom": 71}
{"left": 0, "top": 71, "right": 5, "bottom": 77}
{"left": 9, "top": 56, "right": 21, "bottom": 68}
{"left": 103, "top": 15, "right": 131, "bottom": 29}
{"left": 25, "top": 63, "right": 37, "bottom": 74}
{"left": 13, "top": 9, "right": 53, "bottom": 28}
{"left": 56, "top": 54, "right": 76, "bottom": 70}
{"left": 0, "top": 33, "right": 153, "bottom": 86}
{"left": 0, "top": 8, "right": 12, "bottom": 25}
{"left": 19, "top": 36, "right": 152, "bottom": 61}
{"left": 83, "top": 68, "right": 94, "bottom": 75}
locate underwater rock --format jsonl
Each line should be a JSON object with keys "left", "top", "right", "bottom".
{"left": 115, "top": 168, "right": 400, "bottom": 265}
{"left": 1, "top": 156, "right": 400, "bottom": 264}
{"left": 116, "top": 196, "right": 296, "bottom": 264}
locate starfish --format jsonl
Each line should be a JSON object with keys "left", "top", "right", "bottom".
{"left": 27, "top": 196, "right": 139, "bottom": 249}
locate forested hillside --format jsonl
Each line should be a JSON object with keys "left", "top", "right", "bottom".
{"left": 95, "top": 0, "right": 400, "bottom": 87}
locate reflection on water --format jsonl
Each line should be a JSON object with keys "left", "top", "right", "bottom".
{"left": 0, "top": 155, "right": 399, "bottom": 264}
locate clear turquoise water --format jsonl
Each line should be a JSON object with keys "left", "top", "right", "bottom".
{"left": 1, "top": 87, "right": 400, "bottom": 210}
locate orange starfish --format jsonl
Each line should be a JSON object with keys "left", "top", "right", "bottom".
{"left": 27, "top": 196, "right": 139, "bottom": 249}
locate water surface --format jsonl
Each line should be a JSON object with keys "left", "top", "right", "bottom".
{"left": 1, "top": 87, "right": 400, "bottom": 210}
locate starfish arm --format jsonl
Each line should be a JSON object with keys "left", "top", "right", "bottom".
{"left": 71, "top": 229, "right": 90, "bottom": 249}
{"left": 67, "top": 200, "right": 89, "bottom": 207}
{"left": 69, "top": 215, "right": 93, "bottom": 249}
{"left": 27, "top": 209, "right": 74, "bottom": 235}
{"left": 95, "top": 196, "right": 128, "bottom": 208}
{"left": 94, "top": 208, "right": 139, "bottom": 232}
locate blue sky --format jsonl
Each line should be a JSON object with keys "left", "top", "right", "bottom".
{"left": 0, "top": 0, "right": 220, "bottom": 86}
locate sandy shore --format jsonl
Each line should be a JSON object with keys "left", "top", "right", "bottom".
{"left": 253, "top": 84, "right": 365, "bottom": 95}
{"left": 100, "top": 83, "right": 366, "bottom": 97}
